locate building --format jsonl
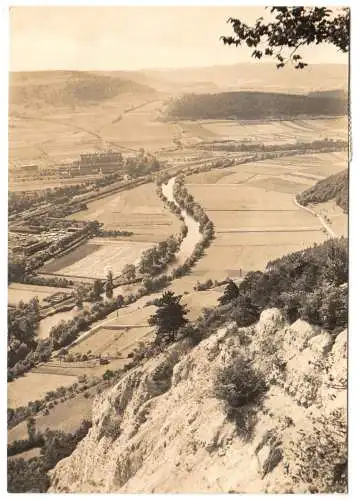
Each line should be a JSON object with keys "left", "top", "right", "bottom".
{"left": 73, "top": 151, "right": 124, "bottom": 176}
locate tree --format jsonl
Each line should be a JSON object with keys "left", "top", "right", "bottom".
{"left": 231, "top": 294, "right": 260, "bottom": 327}
{"left": 105, "top": 270, "right": 114, "bottom": 299}
{"left": 8, "top": 259, "right": 26, "bottom": 283}
{"left": 218, "top": 279, "right": 239, "bottom": 305}
{"left": 121, "top": 263, "right": 136, "bottom": 282}
{"left": 221, "top": 7, "right": 349, "bottom": 69}
{"left": 92, "top": 279, "right": 103, "bottom": 300}
{"left": 27, "top": 417, "right": 37, "bottom": 443}
{"left": 103, "top": 369, "right": 115, "bottom": 381}
{"left": 148, "top": 291, "right": 189, "bottom": 343}
{"left": 73, "top": 284, "right": 88, "bottom": 308}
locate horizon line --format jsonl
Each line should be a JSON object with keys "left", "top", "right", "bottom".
{"left": 10, "top": 61, "right": 348, "bottom": 73}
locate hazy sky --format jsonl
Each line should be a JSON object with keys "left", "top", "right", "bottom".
{"left": 10, "top": 6, "right": 348, "bottom": 71}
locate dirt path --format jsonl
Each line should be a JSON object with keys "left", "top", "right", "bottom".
{"left": 293, "top": 196, "right": 336, "bottom": 237}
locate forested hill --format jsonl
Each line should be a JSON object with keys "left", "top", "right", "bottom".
{"left": 166, "top": 90, "right": 347, "bottom": 120}
{"left": 297, "top": 169, "right": 348, "bottom": 212}
{"left": 10, "top": 71, "right": 156, "bottom": 109}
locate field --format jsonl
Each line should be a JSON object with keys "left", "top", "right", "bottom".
{"left": 8, "top": 448, "right": 42, "bottom": 461}
{"left": 37, "top": 309, "right": 80, "bottom": 339}
{"left": 182, "top": 151, "right": 347, "bottom": 280}
{"left": 186, "top": 117, "right": 348, "bottom": 144}
{"left": 8, "top": 391, "right": 94, "bottom": 443}
{"left": 41, "top": 240, "right": 153, "bottom": 279}
{"left": 9, "top": 175, "right": 102, "bottom": 192}
{"left": 9, "top": 98, "right": 176, "bottom": 170}
{"left": 67, "top": 183, "right": 181, "bottom": 242}
{"left": 8, "top": 283, "right": 71, "bottom": 307}
{"left": 8, "top": 372, "right": 79, "bottom": 408}
{"left": 70, "top": 325, "right": 154, "bottom": 358}
{"left": 40, "top": 182, "right": 181, "bottom": 279}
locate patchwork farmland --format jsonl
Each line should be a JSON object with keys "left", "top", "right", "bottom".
{"left": 183, "top": 151, "right": 347, "bottom": 280}
{"left": 8, "top": 76, "right": 349, "bottom": 470}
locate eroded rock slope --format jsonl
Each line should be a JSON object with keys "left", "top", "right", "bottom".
{"left": 49, "top": 309, "right": 347, "bottom": 493}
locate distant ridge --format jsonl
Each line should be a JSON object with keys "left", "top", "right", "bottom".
{"left": 9, "top": 71, "right": 156, "bottom": 108}
{"left": 10, "top": 62, "right": 348, "bottom": 96}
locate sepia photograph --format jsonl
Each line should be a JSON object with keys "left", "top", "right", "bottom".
{"left": 6, "top": 3, "right": 349, "bottom": 494}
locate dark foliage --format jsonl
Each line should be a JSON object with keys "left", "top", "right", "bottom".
{"left": 7, "top": 420, "right": 91, "bottom": 493}
{"left": 167, "top": 91, "right": 347, "bottom": 121}
{"left": 297, "top": 169, "right": 348, "bottom": 212}
{"left": 218, "top": 279, "right": 239, "bottom": 305}
{"left": 8, "top": 298, "right": 40, "bottom": 369}
{"left": 97, "top": 229, "right": 134, "bottom": 237}
{"left": 214, "top": 355, "right": 267, "bottom": 440}
{"left": 148, "top": 291, "right": 189, "bottom": 343}
{"left": 221, "top": 7, "right": 349, "bottom": 68}
{"left": 229, "top": 238, "right": 348, "bottom": 330}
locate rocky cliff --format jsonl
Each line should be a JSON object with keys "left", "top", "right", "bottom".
{"left": 49, "top": 309, "right": 347, "bottom": 493}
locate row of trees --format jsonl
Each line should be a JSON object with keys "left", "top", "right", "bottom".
{"left": 96, "top": 229, "right": 134, "bottom": 237}
{"left": 48, "top": 293, "right": 124, "bottom": 349}
{"left": 197, "top": 138, "right": 348, "bottom": 154}
{"left": 138, "top": 235, "right": 180, "bottom": 276}
{"left": 170, "top": 176, "right": 215, "bottom": 279}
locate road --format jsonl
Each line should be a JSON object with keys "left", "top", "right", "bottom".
{"left": 293, "top": 196, "right": 336, "bottom": 238}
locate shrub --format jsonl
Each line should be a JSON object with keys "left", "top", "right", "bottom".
{"left": 100, "top": 417, "right": 122, "bottom": 441}
{"left": 284, "top": 409, "right": 347, "bottom": 493}
{"left": 103, "top": 369, "right": 115, "bottom": 381}
{"left": 214, "top": 355, "right": 267, "bottom": 440}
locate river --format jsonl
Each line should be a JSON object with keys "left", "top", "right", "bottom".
{"left": 35, "top": 178, "right": 201, "bottom": 340}
{"left": 161, "top": 177, "right": 202, "bottom": 267}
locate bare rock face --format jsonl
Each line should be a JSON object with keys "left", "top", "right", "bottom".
{"left": 49, "top": 310, "right": 347, "bottom": 494}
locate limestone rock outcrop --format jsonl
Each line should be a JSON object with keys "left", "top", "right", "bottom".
{"left": 49, "top": 309, "right": 347, "bottom": 493}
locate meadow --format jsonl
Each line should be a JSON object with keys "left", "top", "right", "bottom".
{"left": 41, "top": 240, "right": 152, "bottom": 280}
{"left": 8, "top": 372, "right": 79, "bottom": 408}
{"left": 8, "top": 283, "right": 70, "bottom": 307}
{"left": 67, "top": 183, "right": 181, "bottom": 242}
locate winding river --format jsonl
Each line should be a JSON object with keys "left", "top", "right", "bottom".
{"left": 36, "top": 177, "right": 202, "bottom": 339}
{"left": 161, "top": 177, "right": 202, "bottom": 267}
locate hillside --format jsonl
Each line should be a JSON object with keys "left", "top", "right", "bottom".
{"left": 166, "top": 91, "right": 347, "bottom": 121}
{"left": 9, "top": 71, "right": 156, "bottom": 109}
{"left": 49, "top": 311, "right": 346, "bottom": 493}
{"left": 46, "top": 238, "right": 347, "bottom": 493}
{"left": 297, "top": 170, "right": 348, "bottom": 212}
